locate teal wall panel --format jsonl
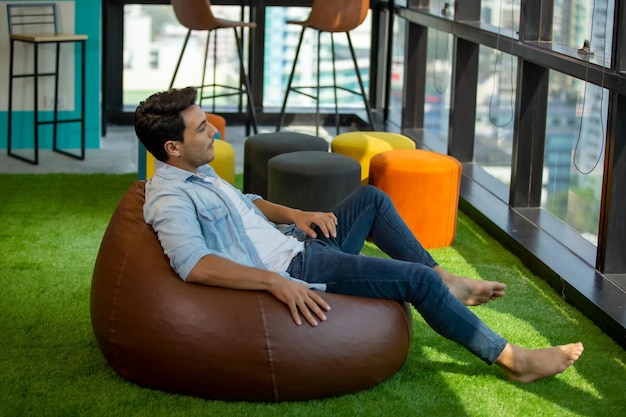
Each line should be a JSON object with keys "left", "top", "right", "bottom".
{"left": 1, "top": 0, "right": 101, "bottom": 150}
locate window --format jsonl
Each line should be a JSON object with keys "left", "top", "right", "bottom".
{"left": 263, "top": 7, "right": 372, "bottom": 112}
{"left": 388, "top": 15, "right": 405, "bottom": 128}
{"left": 425, "top": 28, "right": 453, "bottom": 142}
{"left": 543, "top": 71, "right": 606, "bottom": 244}
{"left": 552, "top": 0, "right": 615, "bottom": 66}
{"left": 474, "top": 46, "right": 517, "bottom": 185}
{"left": 122, "top": 5, "right": 251, "bottom": 110}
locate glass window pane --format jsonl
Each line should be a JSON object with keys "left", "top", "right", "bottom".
{"left": 474, "top": 45, "right": 517, "bottom": 184}
{"left": 425, "top": 28, "right": 452, "bottom": 140}
{"left": 388, "top": 15, "right": 405, "bottom": 127}
{"left": 552, "top": 0, "right": 614, "bottom": 66}
{"left": 263, "top": 7, "right": 372, "bottom": 112}
{"left": 263, "top": 7, "right": 309, "bottom": 109}
{"left": 481, "top": 0, "right": 520, "bottom": 37}
{"left": 543, "top": 71, "right": 606, "bottom": 245}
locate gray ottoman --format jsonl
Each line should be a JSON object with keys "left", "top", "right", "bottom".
{"left": 243, "top": 131, "right": 328, "bottom": 198}
{"left": 268, "top": 151, "right": 361, "bottom": 212}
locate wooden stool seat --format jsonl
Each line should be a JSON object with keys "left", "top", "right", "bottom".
{"left": 369, "top": 149, "right": 462, "bottom": 249}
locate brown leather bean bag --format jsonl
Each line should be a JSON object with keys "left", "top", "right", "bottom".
{"left": 90, "top": 181, "right": 413, "bottom": 402}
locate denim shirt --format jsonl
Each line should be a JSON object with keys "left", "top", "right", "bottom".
{"left": 144, "top": 164, "right": 325, "bottom": 290}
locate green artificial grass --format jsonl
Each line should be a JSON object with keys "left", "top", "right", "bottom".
{"left": 1, "top": 173, "right": 625, "bottom": 417}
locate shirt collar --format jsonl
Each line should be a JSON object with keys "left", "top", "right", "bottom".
{"left": 154, "top": 163, "right": 217, "bottom": 183}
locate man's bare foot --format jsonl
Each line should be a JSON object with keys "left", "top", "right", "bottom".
{"left": 496, "top": 343, "right": 584, "bottom": 383}
{"left": 434, "top": 266, "right": 506, "bottom": 306}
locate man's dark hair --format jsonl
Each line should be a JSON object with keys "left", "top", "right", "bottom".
{"left": 134, "top": 87, "right": 198, "bottom": 162}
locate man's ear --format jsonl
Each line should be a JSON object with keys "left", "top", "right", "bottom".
{"left": 164, "top": 140, "right": 181, "bottom": 158}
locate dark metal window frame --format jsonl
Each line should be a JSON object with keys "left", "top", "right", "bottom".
{"left": 394, "top": 0, "right": 626, "bottom": 347}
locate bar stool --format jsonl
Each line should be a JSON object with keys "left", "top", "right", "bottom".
{"left": 276, "top": 0, "right": 375, "bottom": 136}
{"left": 6, "top": 3, "right": 87, "bottom": 165}
{"left": 169, "top": 0, "right": 258, "bottom": 134}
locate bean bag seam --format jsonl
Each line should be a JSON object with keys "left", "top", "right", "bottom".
{"left": 257, "top": 294, "right": 279, "bottom": 401}
{"left": 105, "top": 187, "right": 147, "bottom": 375}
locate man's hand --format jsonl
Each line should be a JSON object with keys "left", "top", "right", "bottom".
{"left": 252, "top": 199, "right": 337, "bottom": 239}
{"left": 292, "top": 211, "right": 338, "bottom": 239}
{"left": 269, "top": 277, "right": 331, "bottom": 326}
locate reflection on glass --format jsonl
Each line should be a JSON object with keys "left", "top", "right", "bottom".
{"left": 552, "top": 0, "right": 614, "bottom": 65}
{"left": 543, "top": 72, "right": 605, "bottom": 245}
{"left": 263, "top": 7, "right": 372, "bottom": 111}
{"left": 122, "top": 5, "right": 250, "bottom": 110}
{"left": 425, "top": 28, "right": 452, "bottom": 140}
{"left": 388, "top": 15, "right": 405, "bottom": 128}
{"left": 480, "top": 0, "right": 520, "bottom": 37}
{"left": 474, "top": 46, "right": 517, "bottom": 184}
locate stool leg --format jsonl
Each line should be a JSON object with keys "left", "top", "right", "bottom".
{"left": 276, "top": 26, "right": 306, "bottom": 132}
{"left": 330, "top": 33, "right": 340, "bottom": 135}
{"left": 80, "top": 39, "right": 86, "bottom": 159}
{"left": 315, "top": 29, "right": 321, "bottom": 136}
{"left": 346, "top": 32, "right": 375, "bottom": 131}
{"left": 52, "top": 42, "right": 60, "bottom": 153}
{"left": 33, "top": 42, "right": 39, "bottom": 165}
{"left": 169, "top": 30, "right": 191, "bottom": 89}
{"left": 199, "top": 29, "right": 211, "bottom": 108}
{"left": 7, "top": 39, "right": 14, "bottom": 158}
{"left": 233, "top": 28, "right": 258, "bottom": 135}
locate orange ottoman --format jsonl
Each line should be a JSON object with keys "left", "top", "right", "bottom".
{"left": 369, "top": 149, "right": 462, "bottom": 249}
{"left": 205, "top": 113, "right": 226, "bottom": 140}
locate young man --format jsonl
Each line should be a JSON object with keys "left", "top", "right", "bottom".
{"left": 134, "top": 87, "right": 583, "bottom": 383}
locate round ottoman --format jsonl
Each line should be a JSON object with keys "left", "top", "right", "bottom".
{"left": 331, "top": 132, "right": 416, "bottom": 184}
{"left": 209, "top": 139, "right": 236, "bottom": 185}
{"left": 91, "top": 181, "right": 413, "bottom": 402}
{"left": 145, "top": 140, "right": 235, "bottom": 185}
{"left": 243, "top": 131, "right": 328, "bottom": 198}
{"left": 268, "top": 151, "right": 361, "bottom": 212}
{"left": 205, "top": 113, "right": 226, "bottom": 140}
{"left": 369, "top": 149, "right": 462, "bottom": 249}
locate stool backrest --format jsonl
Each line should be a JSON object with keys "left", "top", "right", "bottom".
{"left": 301, "top": 0, "right": 369, "bottom": 33}
{"left": 6, "top": 3, "right": 59, "bottom": 35}
{"left": 171, "top": 0, "right": 220, "bottom": 31}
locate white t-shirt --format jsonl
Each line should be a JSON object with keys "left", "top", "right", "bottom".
{"left": 199, "top": 174, "right": 304, "bottom": 273}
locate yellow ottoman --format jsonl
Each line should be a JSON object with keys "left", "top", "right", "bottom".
{"left": 331, "top": 132, "right": 415, "bottom": 185}
{"left": 209, "top": 140, "right": 236, "bottom": 184}
{"left": 369, "top": 149, "right": 462, "bottom": 249}
{"left": 145, "top": 140, "right": 235, "bottom": 185}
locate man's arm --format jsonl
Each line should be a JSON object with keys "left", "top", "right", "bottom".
{"left": 187, "top": 254, "right": 331, "bottom": 326}
{"left": 253, "top": 199, "right": 338, "bottom": 239}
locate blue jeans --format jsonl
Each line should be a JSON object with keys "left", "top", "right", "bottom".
{"left": 286, "top": 185, "right": 507, "bottom": 364}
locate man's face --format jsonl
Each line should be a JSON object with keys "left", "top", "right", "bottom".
{"left": 172, "top": 104, "right": 218, "bottom": 172}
